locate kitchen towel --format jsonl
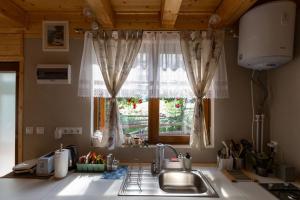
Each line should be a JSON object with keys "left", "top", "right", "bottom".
{"left": 101, "top": 166, "right": 127, "bottom": 179}
{"left": 54, "top": 149, "right": 69, "bottom": 178}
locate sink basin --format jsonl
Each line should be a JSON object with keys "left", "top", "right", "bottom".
{"left": 159, "top": 170, "right": 207, "bottom": 194}
{"left": 118, "top": 168, "right": 218, "bottom": 197}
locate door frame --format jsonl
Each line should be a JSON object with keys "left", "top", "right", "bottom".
{"left": 0, "top": 58, "right": 24, "bottom": 163}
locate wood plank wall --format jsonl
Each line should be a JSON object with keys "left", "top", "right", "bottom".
{"left": 0, "top": 33, "right": 23, "bottom": 57}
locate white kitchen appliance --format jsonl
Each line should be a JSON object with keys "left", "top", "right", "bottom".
{"left": 238, "top": 1, "right": 296, "bottom": 70}
{"left": 36, "top": 152, "right": 55, "bottom": 176}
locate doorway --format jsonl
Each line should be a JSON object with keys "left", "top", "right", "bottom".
{"left": 0, "top": 62, "right": 19, "bottom": 176}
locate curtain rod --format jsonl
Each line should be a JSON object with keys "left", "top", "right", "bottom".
{"left": 73, "top": 28, "right": 217, "bottom": 34}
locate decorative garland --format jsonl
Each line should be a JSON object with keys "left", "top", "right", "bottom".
{"left": 126, "top": 97, "right": 184, "bottom": 109}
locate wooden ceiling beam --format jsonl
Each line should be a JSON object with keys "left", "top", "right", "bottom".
{"left": 161, "top": 0, "right": 183, "bottom": 28}
{"left": 85, "top": 0, "right": 115, "bottom": 28}
{"left": 216, "top": 0, "right": 257, "bottom": 27}
{"left": 0, "top": 0, "right": 28, "bottom": 27}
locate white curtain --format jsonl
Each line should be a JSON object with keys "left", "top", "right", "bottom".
{"left": 119, "top": 31, "right": 228, "bottom": 99}
{"left": 78, "top": 32, "right": 110, "bottom": 98}
{"left": 180, "top": 30, "right": 225, "bottom": 149}
{"left": 119, "top": 31, "right": 194, "bottom": 98}
{"left": 206, "top": 46, "right": 229, "bottom": 99}
{"left": 93, "top": 30, "right": 143, "bottom": 150}
{"left": 78, "top": 31, "right": 142, "bottom": 150}
{"left": 82, "top": 31, "right": 229, "bottom": 99}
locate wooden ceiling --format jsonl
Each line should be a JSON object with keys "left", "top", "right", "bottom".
{"left": 0, "top": 0, "right": 259, "bottom": 37}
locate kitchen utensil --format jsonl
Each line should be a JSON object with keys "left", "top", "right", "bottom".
{"left": 219, "top": 147, "right": 227, "bottom": 158}
{"left": 222, "top": 141, "right": 230, "bottom": 158}
{"left": 230, "top": 140, "right": 239, "bottom": 152}
{"left": 238, "top": 144, "right": 244, "bottom": 158}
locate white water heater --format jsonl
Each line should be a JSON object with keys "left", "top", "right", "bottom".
{"left": 238, "top": 1, "right": 296, "bottom": 70}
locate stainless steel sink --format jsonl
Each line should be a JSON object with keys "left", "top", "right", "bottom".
{"left": 158, "top": 170, "right": 208, "bottom": 194}
{"left": 118, "top": 167, "right": 218, "bottom": 197}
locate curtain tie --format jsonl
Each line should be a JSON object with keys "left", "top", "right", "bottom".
{"left": 196, "top": 97, "right": 205, "bottom": 110}
{"left": 196, "top": 97, "right": 202, "bottom": 101}
{"left": 196, "top": 96, "right": 203, "bottom": 103}
{"left": 110, "top": 97, "right": 116, "bottom": 103}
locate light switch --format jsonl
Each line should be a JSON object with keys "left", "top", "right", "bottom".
{"left": 36, "top": 127, "right": 44, "bottom": 135}
{"left": 25, "top": 127, "right": 34, "bottom": 135}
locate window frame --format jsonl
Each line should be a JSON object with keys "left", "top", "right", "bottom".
{"left": 94, "top": 97, "right": 211, "bottom": 145}
{"left": 94, "top": 97, "right": 106, "bottom": 131}
{"left": 148, "top": 98, "right": 211, "bottom": 145}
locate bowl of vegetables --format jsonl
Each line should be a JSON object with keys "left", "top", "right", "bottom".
{"left": 76, "top": 151, "right": 106, "bottom": 172}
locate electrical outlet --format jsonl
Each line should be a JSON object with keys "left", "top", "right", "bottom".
{"left": 55, "top": 127, "right": 82, "bottom": 136}
{"left": 36, "top": 127, "right": 44, "bottom": 135}
{"left": 68, "top": 127, "right": 82, "bottom": 135}
{"left": 75, "top": 127, "right": 82, "bottom": 135}
{"left": 69, "top": 128, "right": 74, "bottom": 134}
{"left": 25, "top": 127, "right": 34, "bottom": 135}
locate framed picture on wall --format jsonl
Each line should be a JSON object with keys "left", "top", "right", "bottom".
{"left": 42, "top": 21, "right": 69, "bottom": 52}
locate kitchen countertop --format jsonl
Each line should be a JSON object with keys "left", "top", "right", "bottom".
{"left": 0, "top": 166, "right": 289, "bottom": 200}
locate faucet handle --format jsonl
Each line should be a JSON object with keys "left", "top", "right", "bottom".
{"left": 177, "top": 153, "right": 184, "bottom": 159}
{"left": 185, "top": 152, "right": 191, "bottom": 159}
{"left": 151, "top": 161, "right": 157, "bottom": 175}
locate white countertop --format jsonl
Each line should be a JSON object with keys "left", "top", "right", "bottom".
{"left": 0, "top": 167, "right": 284, "bottom": 200}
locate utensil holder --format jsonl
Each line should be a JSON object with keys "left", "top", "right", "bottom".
{"left": 217, "top": 156, "right": 233, "bottom": 170}
{"left": 183, "top": 157, "right": 192, "bottom": 170}
{"left": 234, "top": 158, "right": 244, "bottom": 170}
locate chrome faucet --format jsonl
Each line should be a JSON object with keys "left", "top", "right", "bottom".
{"left": 155, "top": 143, "right": 179, "bottom": 173}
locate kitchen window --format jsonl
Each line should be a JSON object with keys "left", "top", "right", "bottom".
{"left": 93, "top": 97, "right": 210, "bottom": 145}
{"left": 91, "top": 31, "right": 212, "bottom": 145}
{"left": 79, "top": 31, "right": 228, "bottom": 148}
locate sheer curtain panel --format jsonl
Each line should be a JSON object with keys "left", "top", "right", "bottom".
{"left": 78, "top": 32, "right": 96, "bottom": 97}
{"left": 119, "top": 31, "right": 228, "bottom": 99}
{"left": 78, "top": 32, "right": 110, "bottom": 98}
{"left": 119, "top": 31, "right": 194, "bottom": 98}
{"left": 93, "top": 30, "right": 142, "bottom": 150}
{"left": 84, "top": 31, "right": 228, "bottom": 100}
{"left": 180, "top": 30, "right": 225, "bottom": 149}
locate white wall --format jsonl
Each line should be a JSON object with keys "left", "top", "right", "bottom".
{"left": 268, "top": 10, "right": 300, "bottom": 176}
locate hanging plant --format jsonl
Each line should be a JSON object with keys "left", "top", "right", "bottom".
{"left": 175, "top": 98, "right": 184, "bottom": 109}
{"left": 127, "top": 97, "right": 143, "bottom": 109}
